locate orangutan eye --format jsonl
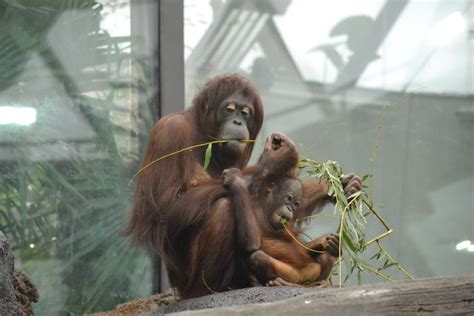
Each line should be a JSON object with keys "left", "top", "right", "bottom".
{"left": 241, "top": 107, "right": 251, "bottom": 116}
{"left": 294, "top": 200, "right": 301, "bottom": 207}
{"left": 226, "top": 104, "right": 236, "bottom": 112}
{"left": 285, "top": 195, "right": 293, "bottom": 203}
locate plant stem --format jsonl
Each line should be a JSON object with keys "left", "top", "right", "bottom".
{"left": 369, "top": 91, "right": 415, "bottom": 201}
{"left": 338, "top": 207, "right": 346, "bottom": 288}
{"left": 362, "top": 264, "right": 396, "bottom": 282}
{"left": 376, "top": 241, "right": 413, "bottom": 279}
{"left": 130, "top": 139, "right": 258, "bottom": 183}
{"left": 282, "top": 221, "right": 325, "bottom": 254}
{"left": 363, "top": 200, "right": 393, "bottom": 246}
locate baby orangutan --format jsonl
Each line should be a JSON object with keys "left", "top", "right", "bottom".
{"left": 223, "top": 133, "right": 340, "bottom": 286}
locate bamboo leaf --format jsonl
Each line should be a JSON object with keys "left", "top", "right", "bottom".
{"left": 342, "top": 230, "right": 358, "bottom": 252}
{"left": 203, "top": 143, "right": 213, "bottom": 171}
{"left": 357, "top": 269, "right": 363, "bottom": 285}
{"left": 382, "top": 262, "right": 397, "bottom": 269}
{"left": 327, "top": 186, "right": 335, "bottom": 197}
{"left": 370, "top": 251, "right": 382, "bottom": 260}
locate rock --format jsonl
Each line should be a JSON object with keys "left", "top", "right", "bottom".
{"left": 93, "top": 291, "right": 178, "bottom": 316}
{"left": 0, "top": 232, "right": 39, "bottom": 316}
{"left": 0, "top": 232, "right": 20, "bottom": 315}
{"left": 96, "top": 286, "right": 322, "bottom": 315}
{"left": 14, "top": 270, "right": 39, "bottom": 316}
{"left": 147, "top": 286, "right": 320, "bottom": 315}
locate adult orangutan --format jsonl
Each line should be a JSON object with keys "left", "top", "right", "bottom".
{"left": 125, "top": 74, "right": 264, "bottom": 253}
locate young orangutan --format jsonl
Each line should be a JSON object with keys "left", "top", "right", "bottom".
{"left": 258, "top": 177, "right": 339, "bottom": 286}
{"left": 223, "top": 133, "right": 341, "bottom": 286}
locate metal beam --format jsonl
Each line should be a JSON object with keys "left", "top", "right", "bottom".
{"left": 154, "top": 0, "right": 185, "bottom": 293}
{"left": 159, "top": 0, "right": 185, "bottom": 116}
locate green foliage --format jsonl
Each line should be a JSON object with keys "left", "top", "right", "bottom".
{"left": 298, "top": 158, "right": 412, "bottom": 286}
{"left": 0, "top": 0, "right": 154, "bottom": 314}
{"left": 1, "top": 145, "right": 153, "bottom": 314}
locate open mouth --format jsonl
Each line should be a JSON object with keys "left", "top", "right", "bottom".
{"left": 270, "top": 134, "right": 283, "bottom": 151}
{"left": 264, "top": 133, "right": 295, "bottom": 153}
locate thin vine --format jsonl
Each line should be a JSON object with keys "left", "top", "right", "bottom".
{"left": 129, "top": 139, "right": 258, "bottom": 184}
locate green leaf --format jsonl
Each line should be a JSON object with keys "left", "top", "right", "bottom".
{"left": 357, "top": 269, "right": 363, "bottom": 285}
{"left": 344, "top": 266, "right": 353, "bottom": 283}
{"left": 342, "top": 230, "right": 358, "bottom": 252}
{"left": 327, "top": 186, "right": 335, "bottom": 197}
{"left": 382, "top": 262, "right": 397, "bottom": 269}
{"left": 203, "top": 143, "right": 213, "bottom": 171}
{"left": 370, "top": 250, "right": 383, "bottom": 260}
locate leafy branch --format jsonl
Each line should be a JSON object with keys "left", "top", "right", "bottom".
{"left": 298, "top": 158, "right": 412, "bottom": 287}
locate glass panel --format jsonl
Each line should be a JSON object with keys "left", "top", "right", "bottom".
{"left": 0, "top": 0, "right": 157, "bottom": 314}
{"left": 185, "top": 0, "right": 474, "bottom": 282}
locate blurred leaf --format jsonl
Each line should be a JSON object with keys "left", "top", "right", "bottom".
{"left": 0, "top": 1, "right": 154, "bottom": 313}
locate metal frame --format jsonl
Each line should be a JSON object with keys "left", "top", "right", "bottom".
{"left": 156, "top": 0, "right": 184, "bottom": 293}
{"left": 158, "top": 0, "right": 185, "bottom": 117}
{"left": 131, "top": 0, "right": 184, "bottom": 294}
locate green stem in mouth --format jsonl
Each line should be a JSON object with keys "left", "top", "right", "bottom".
{"left": 129, "top": 139, "right": 260, "bottom": 184}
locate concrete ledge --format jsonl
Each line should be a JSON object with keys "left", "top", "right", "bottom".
{"left": 148, "top": 275, "right": 474, "bottom": 315}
